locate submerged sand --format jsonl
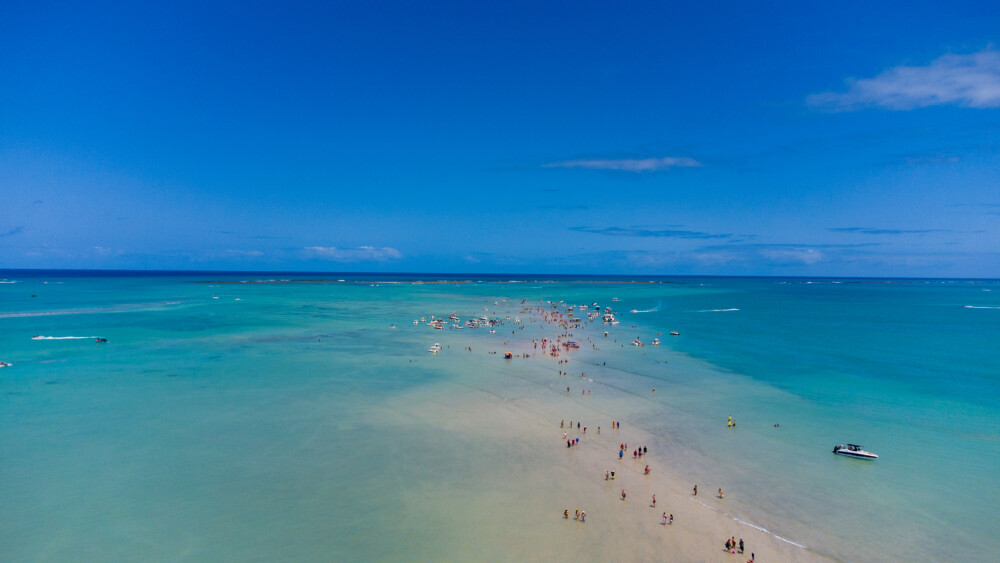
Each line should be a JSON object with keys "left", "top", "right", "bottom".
{"left": 366, "top": 302, "right": 832, "bottom": 562}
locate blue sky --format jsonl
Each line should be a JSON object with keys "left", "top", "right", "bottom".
{"left": 2, "top": 1, "right": 999, "bottom": 276}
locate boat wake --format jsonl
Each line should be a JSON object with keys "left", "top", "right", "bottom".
{"left": 630, "top": 301, "right": 662, "bottom": 313}
{"left": 32, "top": 336, "right": 99, "bottom": 340}
{"left": 964, "top": 305, "right": 1000, "bottom": 309}
{"left": 698, "top": 308, "right": 739, "bottom": 312}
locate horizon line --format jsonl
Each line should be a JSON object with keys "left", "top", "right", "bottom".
{"left": 1, "top": 267, "right": 997, "bottom": 282}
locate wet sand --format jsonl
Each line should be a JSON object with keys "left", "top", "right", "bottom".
{"left": 368, "top": 302, "right": 832, "bottom": 562}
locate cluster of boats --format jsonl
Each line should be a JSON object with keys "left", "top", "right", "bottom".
{"left": 414, "top": 313, "right": 509, "bottom": 331}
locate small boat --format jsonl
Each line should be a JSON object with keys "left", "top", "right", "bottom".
{"left": 504, "top": 352, "right": 513, "bottom": 359}
{"left": 669, "top": 331, "right": 680, "bottom": 336}
{"left": 651, "top": 338, "right": 660, "bottom": 346}
{"left": 833, "top": 444, "right": 878, "bottom": 460}
{"left": 95, "top": 338, "right": 108, "bottom": 343}
{"left": 428, "top": 343, "right": 442, "bottom": 354}
{"left": 0, "top": 361, "right": 11, "bottom": 368}
{"left": 630, "top": 308, "right": 639, "bottom": 313}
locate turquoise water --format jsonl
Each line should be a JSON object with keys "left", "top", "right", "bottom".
{"left": 1, "top": 272, "right": 998, "bottom": 561}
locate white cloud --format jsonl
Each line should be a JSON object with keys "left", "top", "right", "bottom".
{"left": 544, "top": 156, "right": 702, "bottom": 172}
{"left": 760, "top": 247, "right": 824, "bottom": 265}
{"left": 225, "top": 249, "right": 264, "bottom": 257}
{"left": 808, "top": 49, "right": 1000, "bottom": 111}
{"left": 304, "top": 246, "right": 402, "bottom": 262}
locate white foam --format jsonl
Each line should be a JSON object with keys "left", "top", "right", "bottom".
{"left": 688, "top": 498, "right": 807, "bottom": 549}
{"left": 698, "top": 308, "right": 739, "bottom": 312}
{"left": 964, "top": 305, "right": 1000, "bottom": 309}
{"left": 0, "top": 301, "right": 184, "bottom": 318}
{"left": 32, "top": 336, "right": 99, "bottom": 340}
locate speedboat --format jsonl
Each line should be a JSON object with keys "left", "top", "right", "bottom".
{"left": 651, "top": 338, "right": 660, "bottom": 346}
{"left": 833, "top": 444, "right": 878, "bottom": 459}
{"left": 428, "top": 343, "right": 442, "bottom": 354}
{"left": 669, "top": 331, "right": 680, "bottom": 336}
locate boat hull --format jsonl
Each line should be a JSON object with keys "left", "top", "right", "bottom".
{"left": 834, "top": 450, "right": 878, "bottom": 460}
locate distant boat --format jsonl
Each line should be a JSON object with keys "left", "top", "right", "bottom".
{"left": 428, "top": 343, "right": 442, "bottom": 354}
{"left": 833, "top": 444, "right": 878, "bottom": 460}
{"left": 651, "top": 338, "right": 660, "bottom": 346}
{"left": 669, "top": 331, "right": 680, "bottom": 336}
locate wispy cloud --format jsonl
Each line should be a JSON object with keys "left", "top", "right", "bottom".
{"left": 759, "top": 247, "right": 824, "bottom": 265}
{"left": 829, "top": 227, "right": 951, "bottom": 235}
{"left": 538, "top": 204, "right": 591, "bottom": 211}
{"left": 304, "top": 246, "right": 402, "bottom": 262}
{"left": 217, "top": 230, "right": 279, "bottom": 239}
{"left": 544, "top": 156, "right": 702, "bottom": 172}
{"left": 1, "top": 226, "right": 25, "bottom": 237}
{"left": 225, "top": 249, "right": 265, "bottom": 257}
{"left": 571, "top": 226, "right": 734, "bottom": 239}
{"left": 808, "top": 49, "right": 1000, "bottom": 111}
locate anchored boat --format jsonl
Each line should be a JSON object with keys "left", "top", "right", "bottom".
{"left": 833, "top": 444, "right": 878, "bottom": 460}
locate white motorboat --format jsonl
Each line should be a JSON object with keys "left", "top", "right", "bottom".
{"left": 833, "top": 444, "right": 878, "bottom": 460}
{"left": 428, "top": 343, "right": 442, "bottom": 354}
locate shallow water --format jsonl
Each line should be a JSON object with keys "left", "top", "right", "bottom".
{"left": 1, "top": 272, "right": 997, "bottom": 561}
